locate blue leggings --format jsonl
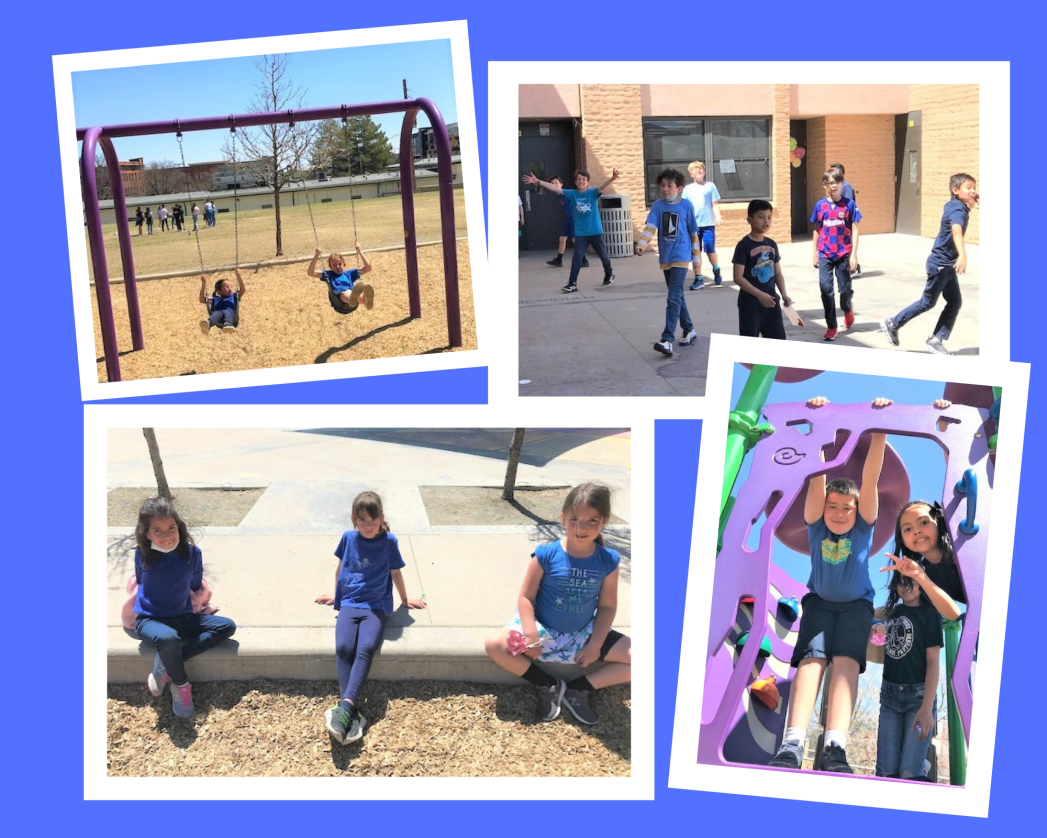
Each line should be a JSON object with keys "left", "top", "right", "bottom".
{"left": 335, "top": 607, "right": 386, "bottom": 704}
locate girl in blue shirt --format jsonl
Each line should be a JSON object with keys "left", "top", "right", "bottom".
{"left": 132, "top": 497, "right": 237, "bottom": 720}
{"left": 315, "top": 491, "right": 426, "bottom": 744}
{"left": 484, "top": 483, "right": 632, "bottom": 725}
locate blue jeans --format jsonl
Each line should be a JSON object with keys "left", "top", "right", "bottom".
{"left": 893, "top": 266, "right": 962, "bottom": 340}
{"left": 134, "top": 612, "right": 237, "bottom": 685}
{"left": 568, "top": 235, "right": 611, "bottom": 284}
{"left": 818, "top": 256, "right": 853, "bottom": 329}
{"left": 209, "top": 309, "right": 236, "bottom": 328}
{"left": 875, "top": 681, "right": 937, "bottom": 778}
{"left": 662, "top": 267, "right": 693, "bottom": 342}
{"left": 335, "top": 607, "right": 387, "bottom": 704}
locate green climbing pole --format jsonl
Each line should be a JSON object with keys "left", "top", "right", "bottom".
{"left": 942, "top": 619, "right": 967, "bottom": 785}
{"left": 723, "top": 364, "right": 778, "bottom": 517}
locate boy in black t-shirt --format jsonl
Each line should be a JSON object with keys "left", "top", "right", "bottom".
{"left": 732, "top": 200, "right": 795, "bottom": 340}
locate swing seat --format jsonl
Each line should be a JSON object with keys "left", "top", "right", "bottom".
{"left": 327, "top": 286, "right": 359, "bottom": 315}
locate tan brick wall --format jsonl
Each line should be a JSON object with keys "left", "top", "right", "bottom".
{"left": 578, "top": 85, "right": 645, "bottom": 239}
{"left": 908, "top": 85, "right": 979, "bottom": 244}
{"left": 771, "top": 85, "right": 792, "bottom": 243}
{"left": 803, "top": 115, "right": 895, "bottom": 238}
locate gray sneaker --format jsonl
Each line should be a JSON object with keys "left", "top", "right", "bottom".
{"left": 768, "top": 741, "right": 803, "bottom": 769}
{"left": 199, "top": 318, "right": 210, "bottom": 336}
{"left": 926, "top": 336, "right": 953, "bottom": 356}
{"left": 171, "top": 682, "right": 195, "bottom": 719}
{"left": 679, "top": 329, "right": 698, "bottom": 346}
{"left": 325, "top": 704, "right": 367, "bottom": 744}
{"left": 880, "top": 317, "right": 899, "bottom": 346}
{"left": 536, "top": 680, "right": 566, "bottom": 722}
{"left": 147, "top": 652, "right": 169, "bottom": 697}
{"left": 562, "top": 687, "right": 598, "bottom": 725}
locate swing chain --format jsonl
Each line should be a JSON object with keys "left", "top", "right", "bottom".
{"left": 176, "top": 122, "right": 206, "bottom": 275}
{"left": 341, "top": 107, "right": 361, "bottom": 267}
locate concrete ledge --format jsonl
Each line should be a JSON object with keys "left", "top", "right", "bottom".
{"left": 107, "top": 624, "right": 630, "bottom": 686}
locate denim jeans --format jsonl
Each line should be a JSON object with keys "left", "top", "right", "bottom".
{"left": 134, "top": 612, "right": 237, "bottom": 685}
{"left": 662, "top": 267, "right": 693, "bottom": 342}
{"left": 335, "top": 607, "right": 387, "bottom": 704}
{"left": 209, "top": 309, "right": 236, "bottom": 328}
{"left": 893, "top": 266, "right": 962, "bottom": 340}
{"left": 568, "top": 234, "right": 612, "bottom": 284}
{"left": 875, "top": 681, "right": 937, "bottom": 778}
{"left": 818, "top": 256, "right": 853, "bottom": 329}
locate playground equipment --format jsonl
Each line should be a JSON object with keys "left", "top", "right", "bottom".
{"left": 702, "top": 365, "right": 1000, "bottom": 785}
{"left": 78, "top": 99, "right": 463, "bottom": 382}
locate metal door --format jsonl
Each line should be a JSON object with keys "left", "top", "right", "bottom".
{"left": 519, "top": 121, "right": 575, "bottom": 251}
{"left": 895, "top": 111, "right": 922, "bottom": 235}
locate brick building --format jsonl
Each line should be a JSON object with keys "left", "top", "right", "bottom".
{"left": 118, "top": 158, "right": 145, "bottom": 197}
{"left": 518, "top": 84, "right": 978, "bottom": 252}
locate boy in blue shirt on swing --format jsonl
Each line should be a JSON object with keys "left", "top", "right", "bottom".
{"left": 307, "top": 242, "right": 375, "bottom": 315}
{"left": 198, "top": 268, "right": 246, "bottom": 334}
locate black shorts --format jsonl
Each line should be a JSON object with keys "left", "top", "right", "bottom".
{"left": 738, "top": 292, "right": 786, "bottom": 340}
{"left": 791, "top": 593, "right": 874, "bottom": 673}
{"left": 599, "top": 629, "right": 626, "bottom": 660}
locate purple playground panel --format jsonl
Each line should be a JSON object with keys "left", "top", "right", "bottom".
{"left": 700, "top": 401, "right": 993, "bottom": 771}
{"left": 79, "top": 100, "right": 462, "bottom": 383}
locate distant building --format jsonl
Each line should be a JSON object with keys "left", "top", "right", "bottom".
{"left": 412, "top": 122, "right": 459, "bottom": 160}
{"left": 118, "top": 158, "right": 145, "bottom": 197}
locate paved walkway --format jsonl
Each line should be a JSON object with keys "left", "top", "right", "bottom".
{"left": 518, "top": 234, "right": 980, "bottom": 397}
{"left": 107, "top": 428, "right": 631, "bottom": 685}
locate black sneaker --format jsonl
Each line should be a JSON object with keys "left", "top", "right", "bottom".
{"left": 602, "top": 274, "right": 614, "bottom": 287}
{"left": 561, "top": 283, "right": 578, "bottom": 294}
{"left": 562, "top": 687, "right": 598, "bottom": 724}
{"left": 537, "top": 680, "right": 566, "bottom": 722}
{"left": 880, "top": 317, "right": 899, "bottom": 347}
{"left": 820, "top": 743, "right": 854, "bottom": 773}
{"left": 768, "top": 741, "right": 803, "bottom": 769}
{"left": 654, "top": 340, "right": 673, "bottom": 357}
{"left": 546, "top": 256, "right": 563, "bottom": 267}
{"left": 581, "top": 259, "right": 590, "bottom": 268}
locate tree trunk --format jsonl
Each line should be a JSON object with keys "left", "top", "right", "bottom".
{"left": 143, "top": 428, "right": 171, "bottom": 499}
{"left": 502, "top": 428, "right": 526, "bottom": 501}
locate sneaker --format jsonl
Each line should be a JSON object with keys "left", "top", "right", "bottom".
{"left": 926, "top": 336, "right": 953, "bottom": 356}
{"left": 820, "top": 743, "right": 855, "bottom": 773}
{"left": 679, "top": 329, "right": 698, "bottom": 346}
{"left": 853, "top": 264, "right": 862, "bottom": 278}
{"left": 880, "top": 317, "right": 900, "bottom": 346}
{"left": 713, "top": 270, "right": 723, "bottom": 286}
{"left": 690, "top": 278, "right": 705, "bottom": 291}
{"left": 581, "top": 259, "right": 590, "bottom": 268}
{"left": 199, "top": 319, "right": 210, "bottom": 335}
{"left": 537, "top": 680, "right": 566, "bottom": 722}
{"left": 561, "top": 283, "right": 578, "bottom": 294}
{"left": 171, "top": 682, "right": 195, "bottom": 719}
{"left": 222, "top": 325, "right": 237, "bottom": 333}
{"left": 562, "top": 687, "right": 598, "bottom": 725}
{"left": 844, "top": 310, "right": 855, "bottom": 329}
{"left": 654, "top": 340, "right": 673, "bottom": 357}
{"left": 546, "top": 256, "right": 563, "bottom": 267}
{"left": 147, "top": 652, "right": 169, "bottom": 697}
{"left": 362, "top": 286, "right": 375, "bottom": 310}
{"left": 602, "top": 275, "right": 614, "bottom": 287}
{"left": 325, "top": 704, "right": 367, "bottom": 744}
{"left": 822, "top": 328, "right": 838, "bottom": 342}
{"left": 768, "top": 741, "right": 803, "bottom": 769}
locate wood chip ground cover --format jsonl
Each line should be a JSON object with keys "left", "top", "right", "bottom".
{"left": 107, "top": 679, "right": 630, "bottom": 777}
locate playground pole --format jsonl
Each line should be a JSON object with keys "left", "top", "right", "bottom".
{"left": 723, "top": 364, "right": 778, "bottom": 516}
{"left": 943, "top": 619, "right": 967, "bottom": 785}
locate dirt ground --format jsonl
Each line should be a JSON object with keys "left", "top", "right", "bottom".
{"left": 107, "top": 679, "right": 631, "bottom": 777}
{"left": 91, "top": 240, "right": 476, "bottom": 382}
{"left": 421, "top": 487, "right": 629, "bottom": 526}
{"left": 107, "top": 487, "right": 265, "bottom": 527}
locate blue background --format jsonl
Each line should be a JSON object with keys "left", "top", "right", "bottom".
{"left": 8, "top": 1, "right": 1034, "bottom": 827}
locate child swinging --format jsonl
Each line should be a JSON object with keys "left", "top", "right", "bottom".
{"left": 307, "top": 242, "right": 375, "bottom": 315}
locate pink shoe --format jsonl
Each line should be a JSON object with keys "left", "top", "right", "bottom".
{"left": 172, "top": 682, "right": 195, "bottom": 719}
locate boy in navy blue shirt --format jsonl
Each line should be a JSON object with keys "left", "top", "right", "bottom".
{"left": 634, "top": 168, "right": 701, "bottom": 357}
{"left": 732, "top": 200, "right": 794, "bottom": 340}
{"left": 523, "top": 168, "right": 619, "bottom": 292}
{"left": 880, "top": 173, "right": 978, "bottom": 356}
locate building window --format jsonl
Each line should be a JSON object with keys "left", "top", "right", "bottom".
{"left": 642, "top": 117, "right": 771, "bottom": 204}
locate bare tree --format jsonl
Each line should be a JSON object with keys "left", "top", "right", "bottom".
{"left": 144, "top": 160, "right": 183, "bottom": 196}
{"left": 228, "top": 54, "right": 317, "bottom": 256}
{"left": 143, "top": 429, "right": 171, "bottom": 499}
{"left": 502, "top": 429, "right": 527, "bottom": 501}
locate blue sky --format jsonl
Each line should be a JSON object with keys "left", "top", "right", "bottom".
{"left": 728, "top": 365, "right": 984, "bottom": 608}
{"left": 72, "top": 40, "right": 457, "bottom": 166}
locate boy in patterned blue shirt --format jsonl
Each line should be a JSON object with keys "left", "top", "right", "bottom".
{"left": 811, "top": 169, "right": 862, "bottom": 342}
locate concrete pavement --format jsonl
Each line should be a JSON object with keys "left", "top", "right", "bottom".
{"left": 518, "top": 233, "right": 980, "bottom": 397}
{"left": 107, "top": 428, "right": 632, "bottom": 685}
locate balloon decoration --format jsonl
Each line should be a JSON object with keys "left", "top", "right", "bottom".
{"left": 790, "top": 137, "right": 806, "bottom": 169}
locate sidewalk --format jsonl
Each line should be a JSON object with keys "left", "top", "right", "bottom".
{"left": 107, "top": 428, "right": 632, "bottom": 685}
{"left": 518, "top": 234, "right": 980, "bottom": 397}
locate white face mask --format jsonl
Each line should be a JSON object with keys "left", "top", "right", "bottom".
{"left": 150, "top": 540, "right": 179, "bottom": 553}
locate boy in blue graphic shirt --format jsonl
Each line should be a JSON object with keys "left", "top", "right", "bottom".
{"left": 732, "top": 200, "right": 795, "bottom": 340}
{"left": 545, "top": 176, "right": 590, "bottom": 269}
{"left": 768, "top": 396, "right": 890, "bottom": 774}
{"left": 880, "top": 173, "right": 978, "bottom": 356}
{"left": 635, "top": 168, "right": 702, "bottom": 357}
{"left": 523, "top": 168, "right": 619, "bottom": 292}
